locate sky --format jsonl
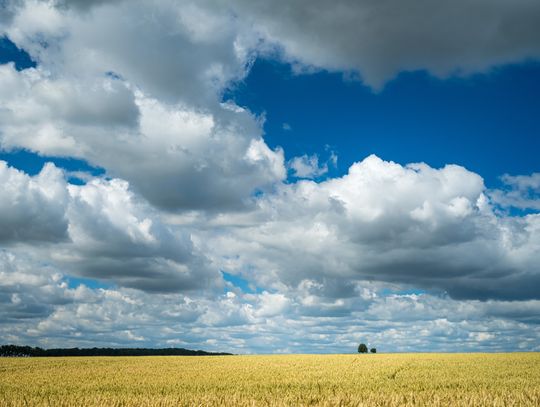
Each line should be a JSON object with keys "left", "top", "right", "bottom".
{"left": 0, "top": 0, "right": 539, "bottom": 354}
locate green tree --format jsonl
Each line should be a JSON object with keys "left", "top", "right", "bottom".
{"left": 370, "top": 348, "right": 377, "bottom": 353}
{"left": 358, "top": 343, "right": 368, "bottom": 353}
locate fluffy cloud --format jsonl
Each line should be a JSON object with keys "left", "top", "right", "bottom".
{"left": 490, "top": 173, "right": 540, "bottom": 211}
{"left": 0, "top": 0, "right": 285, "bottom": 211}
{"left": 3, "top": 0, "right": 247, "bottom": 105}
{"left": 226, "top": 0, "right": 540, "bottom": 89}
{"left": 0, "top": 160, "right": 68, "bottom": 243}
{"left": 288, "top": 154, "right": 328, "bottom": 179}
{"left": 0, "top": 250, "right": 67, "bottom": 323}
{"left": 0, "top": 64, "right": 285, "bottom": 210}
{"left": 206, "top": 155, "right": 540, "bottom": 301}
{"left": 0, "top": 161, "right": 218, "bottom": 292}
{"left": 61, "top": 176, "right": 219, "bottom": 292}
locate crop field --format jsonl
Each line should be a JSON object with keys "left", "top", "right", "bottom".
{"left": 0, "top": 353, "right": 539, "bottom": 406}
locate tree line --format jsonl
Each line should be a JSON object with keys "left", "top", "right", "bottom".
{"left": 0, "top": 344, "right": 232, "bottom": 357}
{"left": 358, "top": 343, "right": 376, "bottom": 353}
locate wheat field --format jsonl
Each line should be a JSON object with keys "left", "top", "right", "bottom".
{"left": 0, "top": 353, "right": 539, "bottom": 406}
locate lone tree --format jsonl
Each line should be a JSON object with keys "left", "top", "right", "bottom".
{"left": 358, "top": 343, "right": 368, "bottom": 353}
{"left": 370, "top": 348, "right": 377, "bottom": 353}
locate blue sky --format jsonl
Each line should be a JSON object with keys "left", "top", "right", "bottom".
{"left": 228, "top": 58, "right": 540, "bottom": 187}
{"left": 0, "top": 0, "right": 539, "bottom": 353}
{"left": 0, "top": 35, "right": 35, "bottom": 69}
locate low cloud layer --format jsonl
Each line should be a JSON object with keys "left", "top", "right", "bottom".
{"left": 1, "top": 250, "right": 539, "bottom": 352}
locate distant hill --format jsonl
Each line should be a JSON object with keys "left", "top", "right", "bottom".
{"left": 0, "top": 344, "right": 233, "bottom": 357}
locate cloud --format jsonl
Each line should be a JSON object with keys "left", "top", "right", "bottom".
{"left": 0, "top": 160, "right": 218, "bottom": 293}
{"left": 60, "top": 177, "right": 219, "bottom": 292}
{"left": 288, "top": 154, "right": 328, "bottom": 179}
{"left": 2, "top": 0, "right": 248, "bottom": 105}
{"left": 490, "top": 172, "right": 540, "bottom": 210}
{"left": 0, "top": 1, "right": 285, "bottom": 211}
{"left": 5, "top": 0, "right": 540, "bottom": 94}
{"left": 226, "top": 0, "right": 540, "bottom": 88}
{"left": 0, "top": 64, "right": 285, "bottom": 212}
{"left": 0, "top": 63, "right": 138, "bottom": 155}
{"left": 205, "top": 155, "right": 540, "bottom": 301}
{"left": 0, "top": 251, "right": 67, "bottom": 322}
{"left": 55, "top": 0, "right": 124, "bottom": 11}
{"left": 0, "top": 160, "right": 68, "bottom": 243}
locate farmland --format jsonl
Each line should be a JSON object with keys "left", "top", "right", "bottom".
{"left": 1, "top": 353, "right": 539, "bottom": 406}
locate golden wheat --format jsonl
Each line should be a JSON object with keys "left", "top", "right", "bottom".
{"left": 0, "top": 353, "right": 539, "bottom": 406}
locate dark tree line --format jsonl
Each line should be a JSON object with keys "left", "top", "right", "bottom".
{"left": 0, "top": 344, "right": 232, "bottom": 357}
